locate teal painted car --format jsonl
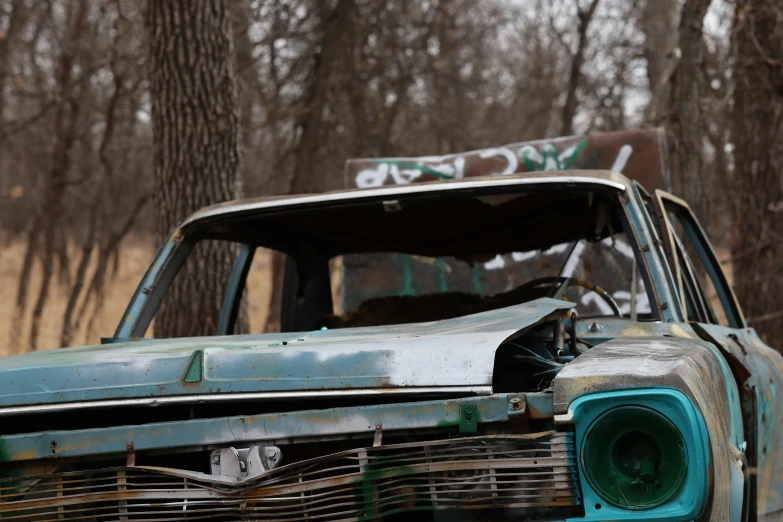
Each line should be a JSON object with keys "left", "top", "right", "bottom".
{"left": 0, "top": 170, "right": 780, "bottom": 522}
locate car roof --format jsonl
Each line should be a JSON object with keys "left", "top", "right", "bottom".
{"left": 181, "top": 169, "right": 631, "bottom": 230}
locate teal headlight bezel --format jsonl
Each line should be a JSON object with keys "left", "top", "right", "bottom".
{"left": 582, "top": 405, "right": 688, "bottom": 509}
{"left": 566, "top": 388, "right": 710, "bottom": 522}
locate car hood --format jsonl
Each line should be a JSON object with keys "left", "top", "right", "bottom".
{"left": 0, "top": 298, "right": 572, "bottom": 409}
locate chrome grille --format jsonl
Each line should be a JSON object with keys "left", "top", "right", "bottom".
{"left": 0, "top": 431, "right": 579, "bottom": 521}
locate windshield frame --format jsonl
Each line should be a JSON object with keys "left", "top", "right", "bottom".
{"left": 114, "top": 176, "right": 670, "bottom": 340}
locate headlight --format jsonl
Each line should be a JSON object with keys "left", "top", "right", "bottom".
{"left": 563, "top": 388, "right": 709, "bottom": 521}
{"left": 582, "top": 406, "right": 687, "bottom": 509}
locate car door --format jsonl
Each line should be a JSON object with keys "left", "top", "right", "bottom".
{"left": 653, "top": 190, "right": 783, "bottom": 521}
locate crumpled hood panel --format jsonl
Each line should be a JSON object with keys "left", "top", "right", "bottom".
{"left": 0, "top": 298, "right": 572, "bottom": 407}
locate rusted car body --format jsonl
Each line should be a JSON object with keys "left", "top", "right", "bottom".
{"left": 0, "top": 168, "right": 780, "bottom": 521}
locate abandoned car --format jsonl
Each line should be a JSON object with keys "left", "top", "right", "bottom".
{"left": 0, "top": 165, "right": 781, "bottom": 521}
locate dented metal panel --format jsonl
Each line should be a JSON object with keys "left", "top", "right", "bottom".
{"left": 697, "top": 324, "right": 783, "bottom": 518}
{"left": 0, "top": 299, "right": 571, "bottom": 409}
{"left": 554, "top": 337, "right": 745, "bottom": 521}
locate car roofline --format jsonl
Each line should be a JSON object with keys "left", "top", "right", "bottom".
{"left": 181, "top": 170, "right": 629, "bottom": 229}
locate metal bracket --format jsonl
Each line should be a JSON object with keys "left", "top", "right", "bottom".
{"left": 210, "top": 445, "right": 282, "bottom": 479}
{"left": 459, "top": 404, "right": 478, "bottom": 434}
{"left": 508, "top": 396, "right": 526, "bottom": 415}
{"left": 125, "top": 442, "right": 135, "bottom": 467}
{"left": 373, "top": 421, "right": 383, "bottom": 447}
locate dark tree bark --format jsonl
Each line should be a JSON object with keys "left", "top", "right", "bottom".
{"left": 669, "top": 0, "right": 712, "bottom": 229}
{"left": 147, "top": 0, "right": 246, "bottom": 338}
{"left": 0, "top": 0, "right": 27, "bottom": 127}
{"left": 641, "top": 0, "right": 679, "bottom": 124}
{"left": 289, "top": 0, "right": 354, "bottom": 195}
{"left": 561, "top": 0, "right": 600, "bottom": 136}
{"left": 731, "top": 0, "right": 783, "bottom": 349}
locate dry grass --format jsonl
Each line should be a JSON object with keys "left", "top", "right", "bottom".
{"left": 0, "top": 239, "right": 274, "bottom": 357}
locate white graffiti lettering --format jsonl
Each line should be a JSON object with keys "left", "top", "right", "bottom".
{"left": 355, "top": 140, "right": 636, "bottom": 187}
{"left": 479, "top": 148, "right": 518, "bottom": 175}
{"left": 355, "top": 157, "right": 466, "bottom": 188}
{"left": 483, "top": 254, "right": 506, "bottom": 270}
{"left": 611, "top": 144, "right": 633, "bottom": 172}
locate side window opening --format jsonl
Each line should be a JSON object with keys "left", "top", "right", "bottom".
{"left": 672, "top": 234, "right": 712, "bottom": 323}
{"left": 635, "top": 184, "right": 683, "bottom": 320}
{"left": 655, "top": 193, "right": 742, "bottom": 328}
{"left": 150, "top": 241, "right": 283, "bottom": 339}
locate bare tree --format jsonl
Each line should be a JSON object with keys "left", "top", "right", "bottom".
{"left": 561, "top": 0, "right": 600, "bottom": 135}
{"left": 147, "top": 0, "right": 245, "bottom": 338}
{"left": 669, "top": 0, "right": 713, "bottom": 228}
{"left": 641, "top": 0, "right": 679, "bottom": 124}
{"left": 26, "top": 0, "right": 88, "bottom": 350}
{"left": 731, "top": 0, "right": 783, "bottom": 348}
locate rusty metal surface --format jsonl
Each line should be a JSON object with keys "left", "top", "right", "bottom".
{"left": 180, "top": 170, "right": 627, "bottom": 230}
{"left": 344, "top": 129, "right": 669, "bottom": 191}
{"left": 0, "top": 299, "right": 571, "bottom": 409}
{"left": 0, "top": 433, "right": 580, "bottom": 521}
{"left": 0, "top": 392, "right": 555, "bottom": 463}
{"left": 553, "top": 337, "right": 745, "bottom": 521}
{"left": 697, "top": 324, "right": 783, "bottom": 518}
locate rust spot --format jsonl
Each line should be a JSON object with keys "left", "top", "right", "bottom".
{"left": 9, "top": 450, "right": 40, "bottom": 461}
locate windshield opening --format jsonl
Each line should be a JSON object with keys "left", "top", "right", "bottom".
{"left": 137, "top": 184, "right": 656, "bottom": 338}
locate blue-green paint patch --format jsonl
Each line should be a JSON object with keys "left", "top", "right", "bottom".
{"left": 436, "top": 258, "right": 449, "bottom": 292}
{"left": 401, "top": 254, "right": 415, "bottom": 296}
{"left": 183, "top": 350, "right": 203, "bottom": 383}
{"left": 471, "top": 263, "right": 483, "bottom": 294}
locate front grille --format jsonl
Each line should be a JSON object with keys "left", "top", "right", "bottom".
{"left": 0, "top": 431, "right": 579, "bottom": 521}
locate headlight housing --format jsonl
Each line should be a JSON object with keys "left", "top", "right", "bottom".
{"left": 564, "top": 388, "right": 709, "bottom": 521}
{"left": 582, "top": 405, "right": 687, "bottom": 509}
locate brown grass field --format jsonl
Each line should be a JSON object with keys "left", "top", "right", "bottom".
{"left": 0, "top": 240, "right": 274, "bottom": 357}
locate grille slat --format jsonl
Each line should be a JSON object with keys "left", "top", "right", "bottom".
{"left": 0, "top": 432, "right": 580, "bottom": 521}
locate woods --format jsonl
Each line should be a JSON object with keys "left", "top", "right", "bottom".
{"left": 731, "top": 0, "right": 783, "bottom": 349}
{"left": 0, "top": 0, "right": 781, "bottom": 350}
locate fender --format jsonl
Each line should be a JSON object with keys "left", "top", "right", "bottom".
{"left": 554, "top": 336, "right": 745, "bottom": 521}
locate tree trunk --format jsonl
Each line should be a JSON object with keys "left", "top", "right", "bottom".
{"left": 147, "top": 0, "right": 245, "bottom": 339}
{"left": 641, "top": 0, "right": 678, "bottom": 124}
{"left": 670, "top": 0, "right": 712, "bottom": 229}
{"left": 289, "top": 0, "right": 353, "bottom": 195}
{"left": 561, "top": 0, "right": 600, "bottom": 136}
{"left": 731, "top": 0, "right": 783, "bottom": 349}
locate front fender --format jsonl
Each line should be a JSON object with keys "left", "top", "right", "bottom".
{"left": 554, "top": 337, "right": 745, "bottom": 521}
